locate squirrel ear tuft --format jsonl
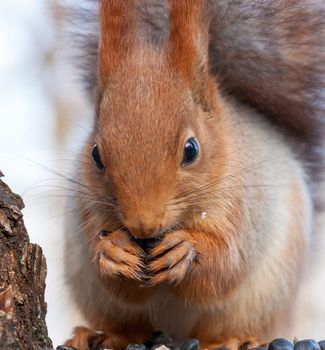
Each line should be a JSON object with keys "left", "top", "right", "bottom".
{"left": 168, "top": 0, "right": 215, "bottom": 110}
{"left": 98, "top": 0, "right": 135, "bottom": 85}
{"left": 168, "top": 0, "right": 210, "bottom": 79}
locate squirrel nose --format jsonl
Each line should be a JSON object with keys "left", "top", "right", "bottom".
{"left": 123, "top": 215, "right": 165, "bottom": 239}
{"left": 124, "top": 221, "right": 161, "bottom": 239}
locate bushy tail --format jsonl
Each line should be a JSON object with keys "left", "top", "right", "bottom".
{"left": 210, "top": 0, "right": 325, "bottom": 181}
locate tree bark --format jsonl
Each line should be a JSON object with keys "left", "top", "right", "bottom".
{"left": 0, "top": 171, "right": 52, "bottom": 349}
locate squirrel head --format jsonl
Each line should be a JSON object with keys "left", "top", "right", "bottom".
{"left": 81, "top": 0, "right": 230, "bottom": 239}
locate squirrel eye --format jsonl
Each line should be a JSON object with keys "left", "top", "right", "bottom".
{"left": 92, "top": 144, "right": 105, "bottom": 170}
{"left": 182, "top": 137, "right": 199, "bottom": 167}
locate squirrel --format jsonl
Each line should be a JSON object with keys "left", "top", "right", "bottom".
{"left": 61, "top": 1, "right": 324, "bottom": 349}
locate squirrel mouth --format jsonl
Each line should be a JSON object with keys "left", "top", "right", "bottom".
{"left": 131, "top": 236, "right": 164, "bottom": 250}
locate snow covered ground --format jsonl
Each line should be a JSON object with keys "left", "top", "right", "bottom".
{"left": 0, "top": 1, "right": 324, "bottom": 347}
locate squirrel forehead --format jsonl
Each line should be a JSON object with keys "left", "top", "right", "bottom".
{"left": 97, "top": 97, "right": 192, "bottom": 166}
{"left": 100, "top": 56, "right": 194, "bottom": 111}
{"left": 97, "top": 59, "right": 198, "bottom": 142}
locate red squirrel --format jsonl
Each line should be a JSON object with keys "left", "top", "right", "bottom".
{"left": 61, "top": 1, "right": 324, "bottom": 349}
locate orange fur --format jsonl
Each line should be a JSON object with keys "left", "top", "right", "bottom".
{"left": 99, "top": 0, "right": 135, "bottom": 85}
{"left": 65, "top": 325, "right": 152, "bottom": 350}
{"left": 65, "top": 1, "right": 313, "bottom": 349}
{"left": 168, "top": 0, "right": 206, "bottom": 80}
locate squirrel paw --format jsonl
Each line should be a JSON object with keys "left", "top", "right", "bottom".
{"left": 64, "top": 326, "right": 110, "bottom": 350}
{"left": 202, "top": 337, "right": 263, "bottom": 350}
{"left": 64, "top": 326, "right": 144, "bottom": 350}
{"left": 146, "top": 230, "right": 196, "bottom": 285}
{"left": 95, "top": 229, "right": 146, "bottom": 281}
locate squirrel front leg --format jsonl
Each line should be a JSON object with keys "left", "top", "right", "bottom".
{"left": 146, "top": 226, "right": 246, "bottom": 302}
{"left": 146, "top": 227, "right": 258, "bottom": 348}
{"left": 146, "top": 181, "right": 308, "bottom": 345}
{"left": 94, "top": 229, "right": 146, "bottom": 281}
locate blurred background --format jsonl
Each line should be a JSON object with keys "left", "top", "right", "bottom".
{"left": 0, "top": 0, "right": 324, "bottom": 347}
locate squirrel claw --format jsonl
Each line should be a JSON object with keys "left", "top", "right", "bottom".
{"left": 95, "top": 229, "right": 145, "bottom": 281}
{"left": 64, "top": 326, "right": 109, "bottom": 350}
{"left": 146, "top": 231, "right": 196, "bottom": 285}
{"left": 64, "top": 326, "right": 134, "bottom": 350}
{"left": 202, "top": 337, "right": 263, "bottom": 350}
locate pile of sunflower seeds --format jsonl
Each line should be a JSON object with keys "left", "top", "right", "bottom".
{"left": 52, "top": 331, "right": 325, "bottom": 350}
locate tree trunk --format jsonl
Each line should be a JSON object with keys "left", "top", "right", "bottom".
{"left": 0, "top": 171, "right": 52, "bottom": 349}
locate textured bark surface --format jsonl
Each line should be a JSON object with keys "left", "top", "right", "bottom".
{"left": 0, "top": 171, "right": 52, "bottom": 349}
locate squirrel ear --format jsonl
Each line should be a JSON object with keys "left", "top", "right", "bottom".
{"left": 168, "top": 0, "right": 214, "bottom": 110}
{"left": 98, "top": 0, "right": 135, "bottom": 86}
